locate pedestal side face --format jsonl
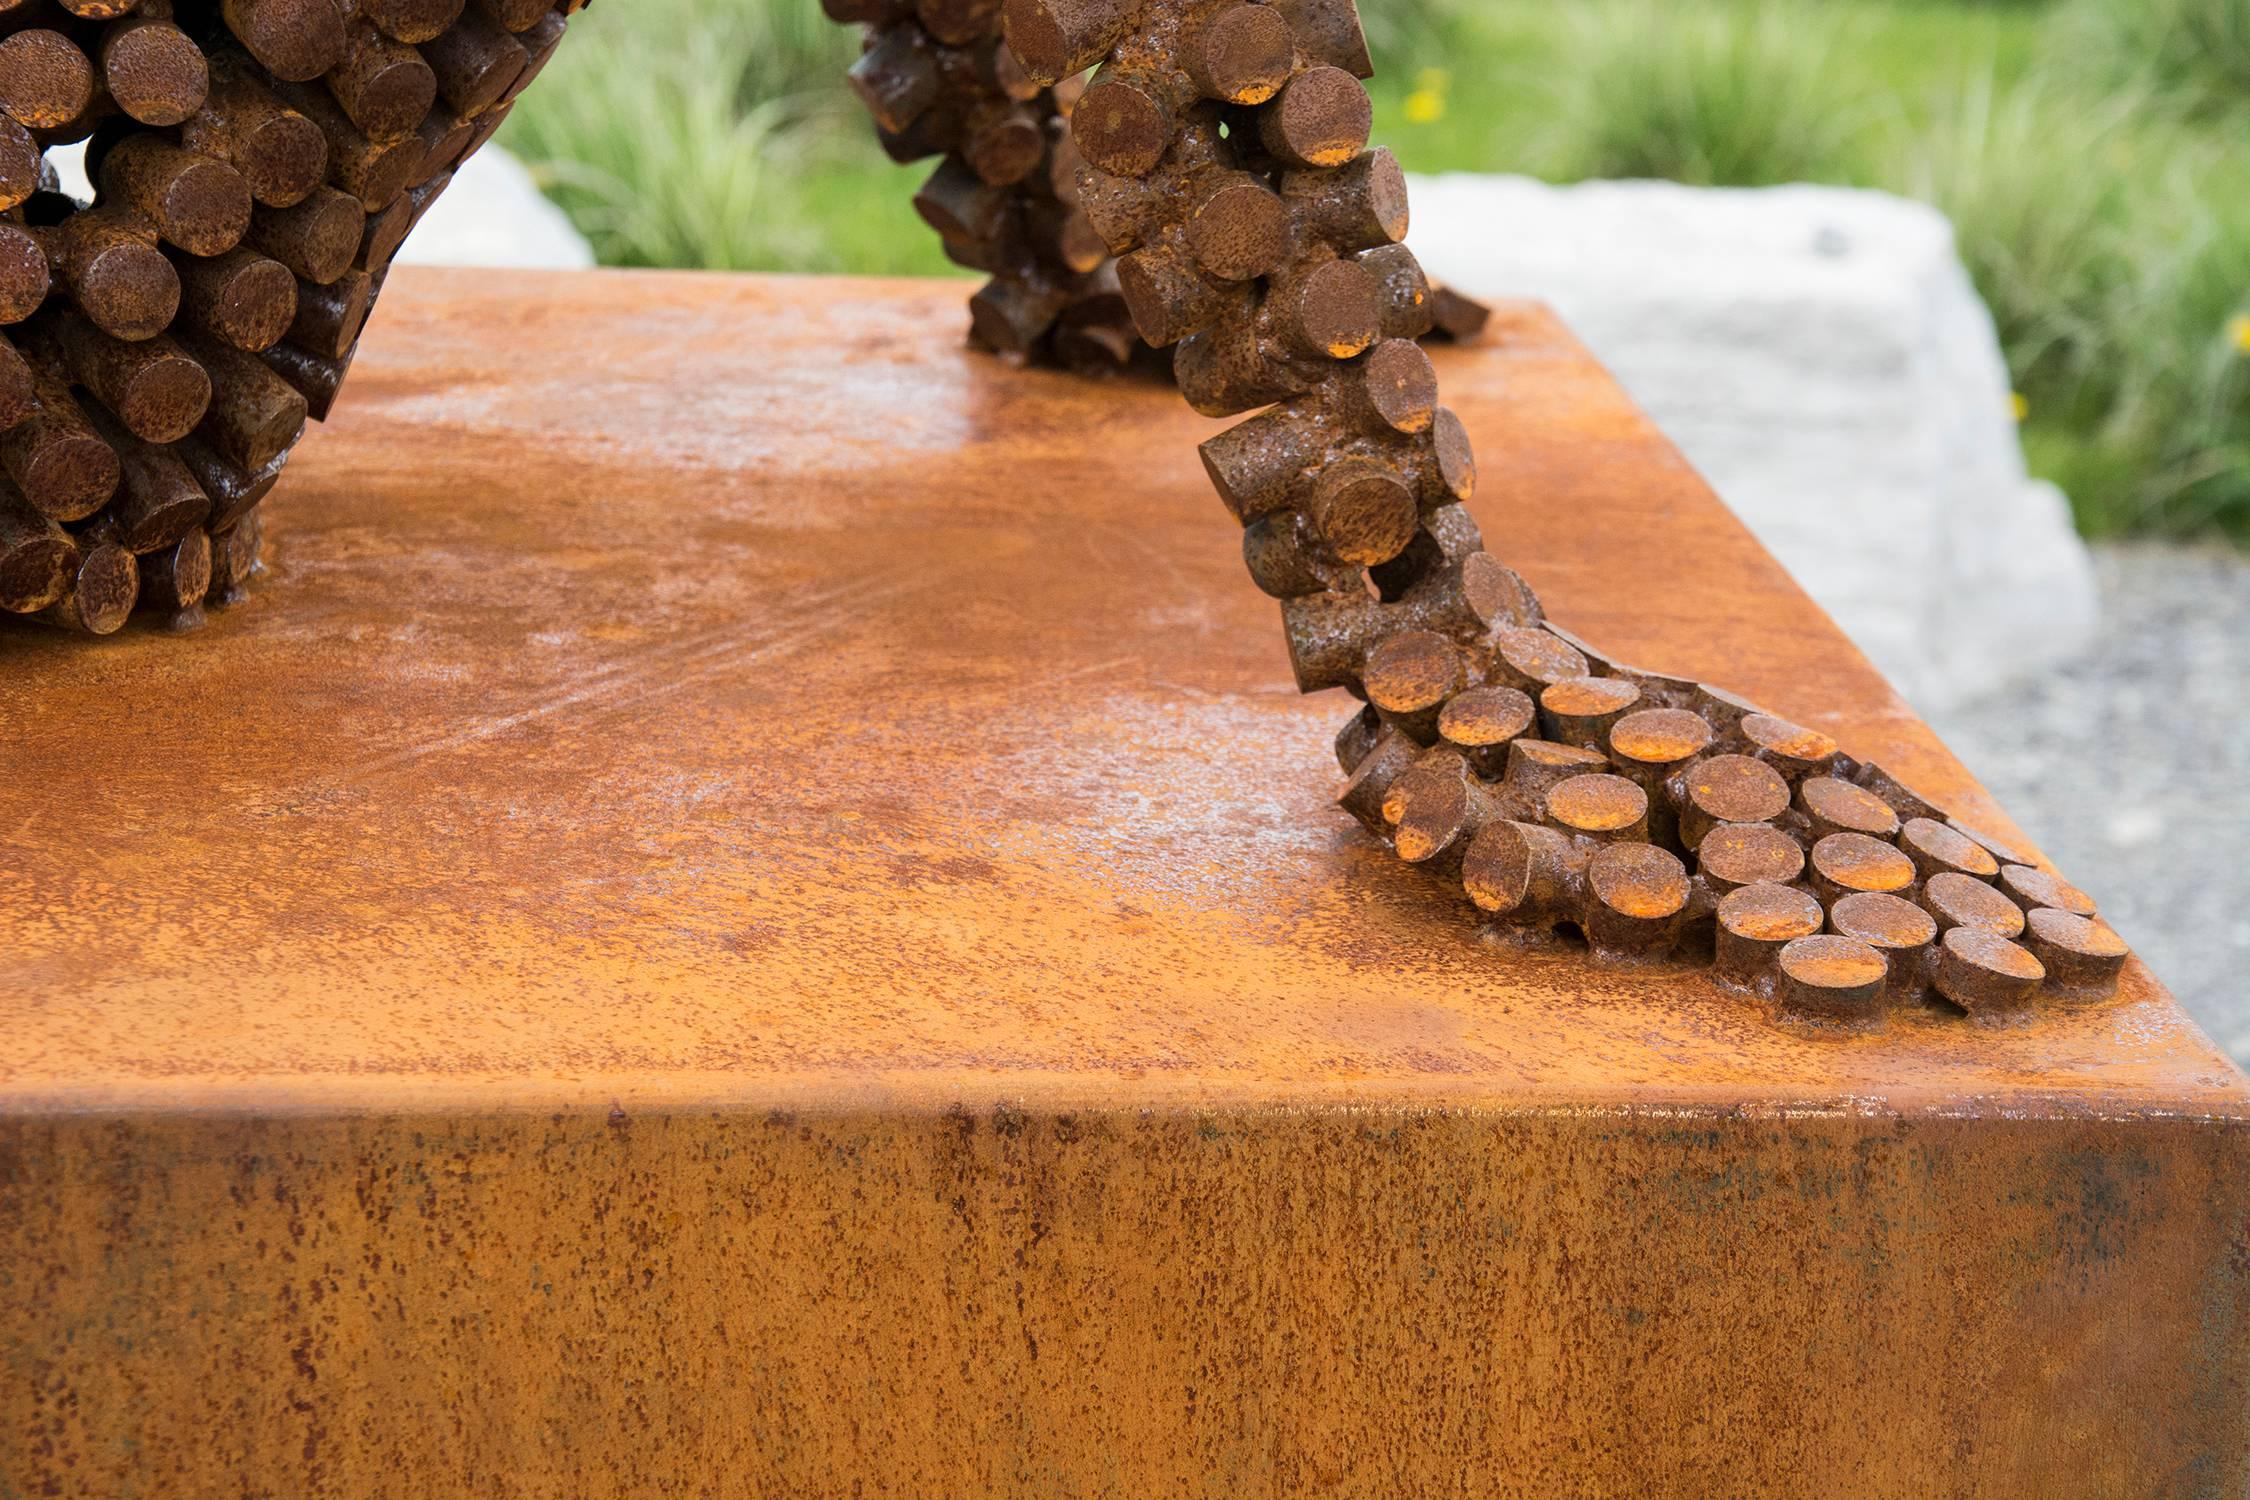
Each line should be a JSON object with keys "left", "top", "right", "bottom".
{"left": 2, "top": 1105, "right": 2245, "bottom": 1496}
{"left": 0, "top": 270, "right": 2237, "bottom": 1118}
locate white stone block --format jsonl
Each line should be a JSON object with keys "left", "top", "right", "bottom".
{"left": 398, "top": 146, "right": 594, "bottom": 271}
{"left": 1406, "top": 173, "right": 2098, "bottom": 712}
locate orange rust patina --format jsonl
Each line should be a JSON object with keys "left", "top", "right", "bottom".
{"left": 1, "top": 271, "right": 2246, "bottom": 1495}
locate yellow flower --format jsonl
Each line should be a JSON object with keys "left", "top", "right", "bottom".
{"left": 2229, "top": 314, "right": 2250, "bottom": 354}
{"left": 2010, "top": 392, "right": 2028, "bottom": 423}
{"left": 1403, "top": 67, "right": 1450, "bottom": 126}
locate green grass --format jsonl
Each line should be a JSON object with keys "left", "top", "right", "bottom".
{"left": 1540, "top": 2, "right": 1871, "bottom": 186}
{"left": 501, "top": 0, "right": 2250, "bottom": 539}
{"left": 499, "top": 0, "right": 956, "bottom": 275}
{"left": 2054, "top": 0, "right": 2250, "bottom": 117}
{"left": 1891, "top": 69, "right": 2144, "bottom": 390}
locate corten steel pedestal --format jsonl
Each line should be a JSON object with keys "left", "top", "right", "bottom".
{"left": 2, "top": 269, "right": 2246, "bottom": 1497}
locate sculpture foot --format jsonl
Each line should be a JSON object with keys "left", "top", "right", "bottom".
{"left": 1328, "top": 569, "right": 2130, "bottom": 1024}
{"left": 0, "top": 0, "right": 577, "bottom": 633}
{"left": 832, "top": 0, "right": 2135, "bottom": 1029}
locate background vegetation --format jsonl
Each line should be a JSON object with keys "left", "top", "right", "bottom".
{"left": 500, "top": 0, "right": 2250, "bottom": 539}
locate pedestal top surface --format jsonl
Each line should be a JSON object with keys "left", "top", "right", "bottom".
{"left": 2, "top": 269, "right": 2240, "bottom": 1118}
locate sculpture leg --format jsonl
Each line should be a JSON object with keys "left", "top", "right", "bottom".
{"left": 0, "top": 0, "right": 580, "bottom": 633}
{"left": 825, "top": 0, "right": 1138, "bottom": 371}
{"left": 829, "top": 0, "right": 2131, "bottom": 1022}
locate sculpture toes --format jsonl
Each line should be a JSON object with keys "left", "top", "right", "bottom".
{"left": 1340, "top": 623, "right": 2126, "bottom": 1027}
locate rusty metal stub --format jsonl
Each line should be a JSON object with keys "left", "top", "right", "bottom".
{"left": 2022, "top": 907, "right": 2129, "bottom": 996}
{"left": 1800, "top": 774, "right": 1901, "bottom": 841}
{"left": 1439, "top": 683, "right": 1533, "bottom": 746}
{"left": 1697, "top": 822, "right": 1806, "bottom": 893}
{"left": 1999, "top": 862, "right": 2098, "bottom": 919}
{"left": 1933, "top": 926, "right": 2047, "bottom": 1019}
{"left": 1540, "top": 673, "right": 1640, "bottom": 747}
{"left": 1715, "top": 881, "right": 1826, "bottom": 990}
{"left": 1899, "top": 816, "right": 2002, "bottom": 882}
{"left": 1828, "top": 891, "right": 1938, "bottom": 1003}
{"left": 1610, "top": 706, "right": 1714, "bottom": 770}
{"left": 1810, "top": 832, "right": 1916, "bottom": 900}
{"left": 1588, "top": 841, "right": 1690, "bottom": 918}
{"left": 1724, "top": 881, "right": 1826, "bottom": 944}
{"left": 1493, "top": 626, "right": 1589, "bottom": 692}
{"left": 1925, "top": 870, "right": 2029, "bottom": 939}
{"left": 1776, "top": 934, "right": 1890, "bottom": 1025}
{"left": 1830, "top": 890, "right": 1938, "bottom": 949}
{"left": 1546, "top": 772, "right": 1648, "bottom": 840}
{"left": 1739, "top": 710, "right": 1838, "bottom": 777}
{"left": 1582, "top": 841, "right": 1690, "bottom": 963}
{"left": 1677, "top": 753, "right": 1792, "bottom": 851}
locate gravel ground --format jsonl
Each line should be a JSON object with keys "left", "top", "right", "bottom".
{"left": 1924, "top": 542, "right": 2250, "bottom": 1067}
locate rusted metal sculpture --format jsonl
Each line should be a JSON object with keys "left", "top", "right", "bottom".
{"left": 825, "top": 0, "right": 2132, "bottom": 1023}
{"left": 0, "top": 0, "right": 574, "bottom": 633}
{"left": 0, "top": 0, "right": 2132, "bottom": 1024}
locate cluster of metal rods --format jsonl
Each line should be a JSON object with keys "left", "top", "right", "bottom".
{"left": 0, "top": 0, "right": 574, "bottom": 632}
{"left": 824, "top": 0, "right": 1483, "bottom": 371}
{"left": 825, "top": 0, "right": 1139, "bottom": 373}
{"left": 1331, "top": 627, "right": 2128, "bottom": 1025}
{"left": 830, "top": 0, "right": 2134, "bottom": 1023}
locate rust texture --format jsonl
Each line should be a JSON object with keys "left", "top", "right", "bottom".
{"left": 819, "top": 0, "right": 2136, "bottom": 1023}
{"left": 0, "top": 271, "right": 2245, "bottom": 1492}
{"left": 0, "top": 0, "right": 577, "bottom": 629}
{"left": 3, "top": 0, "right": 2135, "bottom": 1023}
